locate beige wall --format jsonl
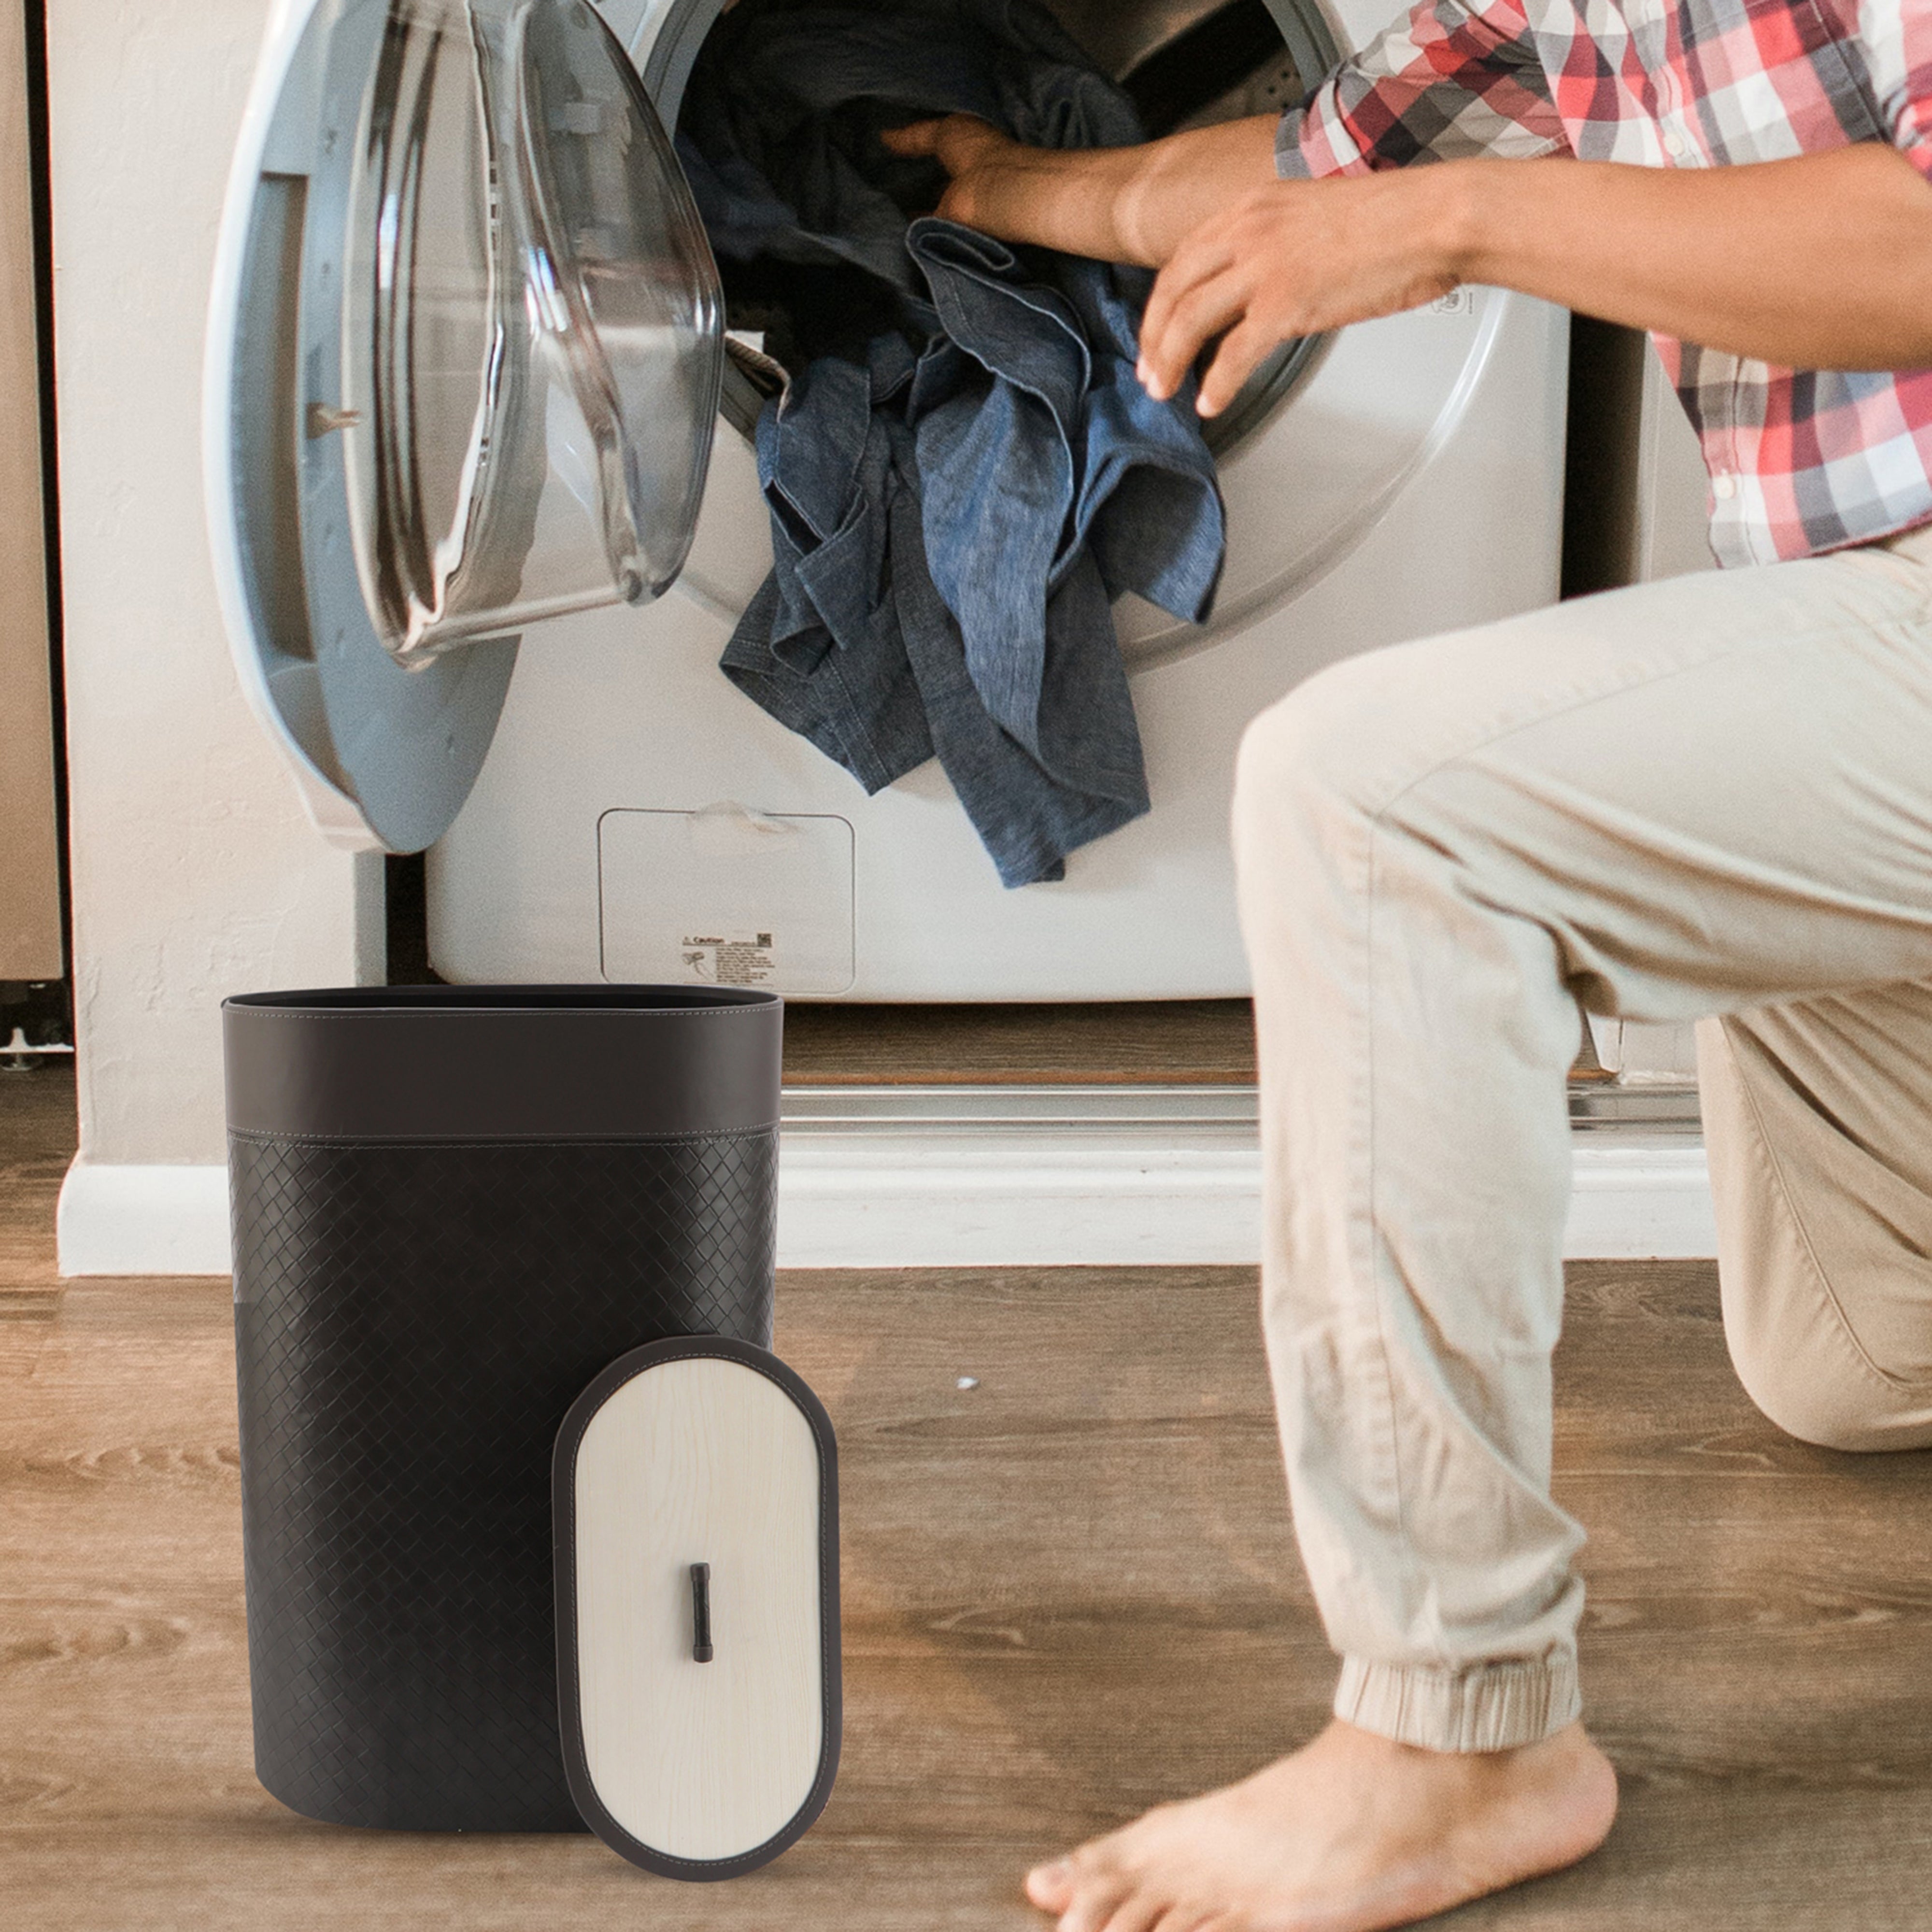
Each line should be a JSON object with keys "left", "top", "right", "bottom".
{"left": 0, "top": 0, "right": 60, "bottom": 983}
{"left": 49, "top": 0, "right": 375, "bottom": 1188}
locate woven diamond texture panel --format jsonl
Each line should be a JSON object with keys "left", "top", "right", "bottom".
{"left": 229, "top": 1130, "right": 778, "bottom": 1831}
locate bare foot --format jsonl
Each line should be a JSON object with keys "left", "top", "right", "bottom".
{"left": 1023, "top": 1717, "right": 1617, "bottom": 1932}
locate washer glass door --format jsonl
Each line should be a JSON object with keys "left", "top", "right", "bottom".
{"left": 209, "top": 0, "right": 724, "bottom": 851}
{"left": 351, "top": 0, "right": 725, "bottom": 661}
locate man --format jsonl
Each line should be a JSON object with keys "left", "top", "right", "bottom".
{"left": 886, "top": 4, "right": 1932, "bottom": 1928}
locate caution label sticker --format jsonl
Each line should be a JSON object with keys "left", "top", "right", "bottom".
{"left": 680, "top": 931, "right": 778, "bottom": 987}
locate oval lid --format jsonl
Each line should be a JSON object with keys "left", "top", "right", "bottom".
{"left": 554, "top": 1336, "right": 841, "bottom": 1878}
{"left": 205, "top": 0, "right": 724, "bottom": 852}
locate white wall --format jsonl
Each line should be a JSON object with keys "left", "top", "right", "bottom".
{"left": 50, "top": 0, "right": 372, "bottom": 1268}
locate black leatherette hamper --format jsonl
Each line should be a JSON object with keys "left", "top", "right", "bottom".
{"left": 224, "top": 985, "right": 782, "bottom": 1832}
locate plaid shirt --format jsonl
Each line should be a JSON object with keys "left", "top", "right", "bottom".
{"left": 1276, "top": 1, "right": 1932, "bottom": 566}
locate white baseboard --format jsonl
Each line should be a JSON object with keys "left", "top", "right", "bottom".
{"left": 777, "top": 1132, "right": 1268, "bottom": 1267}
{"left": 789, "top": 1137, "right": 1716, "bottom": 1265}
{"left": 1563, "top": 1142, "right": 1717, "bottom": 1261}
{"left": 57, "top": 1159, "right": 233, "bottom": 1277}
{"left": 56, "top": 1119, "right": 1717, "bottom": 1278}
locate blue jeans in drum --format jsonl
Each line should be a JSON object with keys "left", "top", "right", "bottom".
{"left": 685, "top": 0, "right": 1226, "bottom": 885}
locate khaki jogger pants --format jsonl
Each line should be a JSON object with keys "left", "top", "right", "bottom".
{"left": 1230, "top": 522, "right": 1932, "bottom": 1754}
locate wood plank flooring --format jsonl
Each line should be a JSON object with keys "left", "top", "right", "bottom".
{"left": 6, "top": 1065, "right": 1932, "bottom": 1927}
{"left": 0, "top": 1063, "right": 71, "bottom": 1300}
{"left": 780, "top": 999, "right": 1257, "bottom": 1085}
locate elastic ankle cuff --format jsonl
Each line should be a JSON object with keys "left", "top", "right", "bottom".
{"left": 1335, "top": 1652, "right": 1580, "bottom": 1752}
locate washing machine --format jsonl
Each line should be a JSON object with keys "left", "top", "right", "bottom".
{"left": 208, "top": 0, "right": 1568, "bottom": 1000}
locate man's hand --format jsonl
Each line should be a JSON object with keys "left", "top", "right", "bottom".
{"left": 885, "top": 114, "right": 1461, "bottom": 415}
{"left": 884, "top": 113, "right": 1453, "bottom": 414}
{"left": 882, "top": 113, "right": 1280, "bottom": 273}
{"left": 1140, "top": 142, "right": 1932, "bottom": 417}
{"left": 881, "top": 114, "right": 1025, "bottom": 231}
{"left": 1137, "top": 175, "right": 1462, "bottom": 415}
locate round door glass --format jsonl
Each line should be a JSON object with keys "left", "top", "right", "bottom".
{"left": 340, "top": 0, "right": 724, "bottom": 665}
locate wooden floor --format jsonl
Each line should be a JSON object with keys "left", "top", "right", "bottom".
{"left": 780, "top": 999, "right": 1257, "bottom": 1085}
{"left": 6, "top": 1067, "right": 1932, "bottom": 1928}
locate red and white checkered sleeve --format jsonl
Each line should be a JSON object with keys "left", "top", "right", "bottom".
{"left": 1276, "top": 0, "right": 1570, "bottom": 180}
{"left": 1862, "top": 0, "right": 1932, "bottom": 182}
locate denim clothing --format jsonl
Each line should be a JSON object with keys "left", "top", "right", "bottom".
{"left": 685, "top": 0, "right": 1226, "bottom": 885}
{"left": 906, "top": 219, "right": 1223, "bottom": 750}
{"left": 719, "top": 337, "right": 1153, "bottom": 886}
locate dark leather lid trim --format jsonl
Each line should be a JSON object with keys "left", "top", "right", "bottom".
{"left": 223, "top": 986, "right": 782, "bottom": 1141}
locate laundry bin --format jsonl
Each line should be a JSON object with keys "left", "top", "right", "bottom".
{"left": 224, "top": 984, "right": 837, "bottom": 1871}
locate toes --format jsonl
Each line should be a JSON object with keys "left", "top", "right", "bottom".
{"left": 1150, "top": 1911, "right": 1210, "bottom": 1932}
{"left": 1025, "top": 1857, "right": 1076, "bottom": 1912}
{"left": 1025, "top": 1853, "right": 1131, "bottom": 1927}
{"left": 1057, "top": 1874, "right": 1138, "bottom": 1932}
{"left": 1025, "top": 1849, "right": 1138, "bottom": 1932}
{"left": 1098, "top": 1893, "right": 1175, "bottom": 1932}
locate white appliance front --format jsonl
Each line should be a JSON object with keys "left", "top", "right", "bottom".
{"left": 431, "top": 0, "right": 1568, "bottom": 999}
{"left": 206, "top": 0, "right": 1568, "bottom": 1002}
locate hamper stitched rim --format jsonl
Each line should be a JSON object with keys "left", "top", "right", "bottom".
{"left": 223, "top": 987, "right": 785, "bottom": 1140}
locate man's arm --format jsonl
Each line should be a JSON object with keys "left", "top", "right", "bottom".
{"left": 891, "top": 116, "right": 1932, "bottom": 415}
{"left": 881, "top": 0, "right": 1563, "bottom": 271}
{"left": 1136, "top": 144, "right": 1932, "bottom": 414}
{"left": 882, "top": 114, "right": 1280, "bottom": 267}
